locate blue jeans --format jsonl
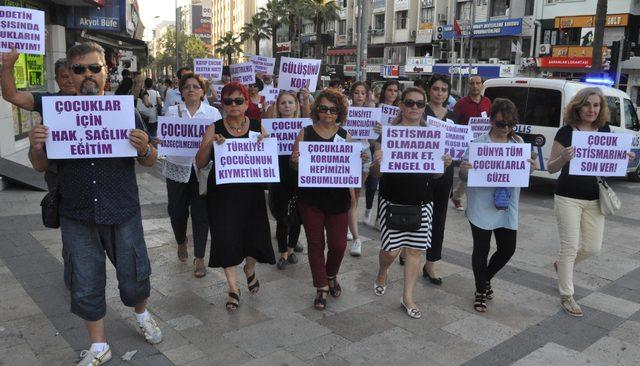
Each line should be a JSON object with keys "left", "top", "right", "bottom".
{"left": 60, "top": 212, "right": 151, "bottom": 321}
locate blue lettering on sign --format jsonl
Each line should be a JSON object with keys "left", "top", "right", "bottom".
{"left": 443, "top": 18, "right": 522, "bottom": 40}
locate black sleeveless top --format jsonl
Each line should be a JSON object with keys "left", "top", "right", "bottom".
{"left": 298, "top": 125, "right": 351, "bottom": 214}
{"left": 378, "top": 121, "right": 434, "bottom": 205}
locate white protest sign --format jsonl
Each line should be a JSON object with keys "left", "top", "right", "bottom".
{"left": 469, "top": 117, "right": 491, "bottom": 140}
{"left": 157, "top": 117, "right": 211, "bottom": 157}
{"left": 468, "top": 143, "right": 532, "bottom": 187}
{"left": 0, "top": 6, "right": 45, "bottom": 55}
{"left": 249, "top": 54, "right": 276, "bottom": 75}
{"left": 278, "top": 57, "right": 321, "bottom": 91}
{"left": 43, "top": 96, "right": 137, "bottom": 159}
{"left": 212, "top": 84, "right": 225, "bottom": 97}
{"left": 213, "top": 138, "right": 280, "bottom": 184}
{"left": 193, "top": 58, "right": 223, "bottom": 81}
{"left": 427, "top": 116, "right": 472, "bottom": 160}
{"left": 380, "top": 104, "right": 400, "bottom": 125}
{"left": 298, "top": 142, "right": 362, "bottom": 187}
{"left": 230, "top": 62, "right": 255, "bottom": 84}
{"left": 569, "top": 131, "right": 633, "bottom": 177}
{"left": 344, "top": 107, "right": 382, "bottom": 140}
{"left": 381, "top": 125, "right": 446, "bottom": 173}
{"left": 263, "top": 87, "right": 280, "bottom": 105}
{"left": 263, "top": 118, "right": 312, "bottom": 155}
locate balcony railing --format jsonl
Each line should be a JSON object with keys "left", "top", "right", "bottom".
{"left": 367, "top": 57, "right": 384, "bottom": 65}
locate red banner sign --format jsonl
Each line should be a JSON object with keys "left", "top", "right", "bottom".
{"left": 538, "top": 57, "right": 592, "bottom": 69}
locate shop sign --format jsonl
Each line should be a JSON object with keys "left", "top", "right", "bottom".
{"left": 443, "top": 18, "right": 522, "bottom": 39}
{"left": 366, "top": 64, "right": 381, "bottom": 73}
{"left": 66, "top": 0, "right": 122, "bottom": 32}
{"left": 276, "top": 41, "right": 291, "bottom": 53}
{"left": 344, "top": 64, "right": 356, "bottom": 76}
{"left": 394, "top": 0, "right": 408, "bottom": 11}
{"left": 382, "top": 65, "right": 400, "bottom": 78}
{"left": 405, "top": 57, "right": 434, "bottom": 73}
{"left": 554, "top": 14, "right": 629, "bottom": 28}
{"left": 13, "top": 53, "right": 27, "bottom": 89}
{"left": 538, "top": 57, "right": 592, "bottom": 69}
{"left": 336, "top": 35, "right": 347, "bottom": 46}
{"left": 552, "top": 46, "right": 609, "bottom": 59}
{"left": 192, "top": 4, "right": 212, "bottom": 48}
{"left": 432, "top": 64, "right": 517, "bottom": 78}
{"left": 416, "top": 29, "right": 433, "bottom": 44}
{"left": 26, "top": 54, "right": 44, "bottom": 86}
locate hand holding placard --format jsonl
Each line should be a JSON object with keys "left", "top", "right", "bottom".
{"left": 380, "top": 125, "right": 446, "bottom": 173}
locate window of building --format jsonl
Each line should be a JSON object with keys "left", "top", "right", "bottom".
{"left": 396, "top": 10, "right": 408, "bottom": 29}
{"left": 558, "top": 28, "right": 581, "bottom": 45}
{"left": 421, "top": 6, "right": 434, "bottom": 23}
{"left": 339, "top": 20, "right": 347, "bottom": 35}
{"left": 525, "top": 0, "right": 534, "bottom": 16}
{"left": 456, "top": 1, "right": 472, "bottom": 21}
{"left": 490, "top": 0, "right": 510, "bottom": 17}
{"left": 385, "top": 46, "right": 408, "bottom": 64}
{"left": 374, "top": 14, "right": 385, "bottom": 30}
{"left": 302, "top": 23, "right": 314, "bottom": 34}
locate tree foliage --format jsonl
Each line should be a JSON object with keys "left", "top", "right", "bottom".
{"left": 241, "top": 13, "right": 271, "bottom": 56}
{"left": 214, "top": 31, "right": 243, "bottom": 65}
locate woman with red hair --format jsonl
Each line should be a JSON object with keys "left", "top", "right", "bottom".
{"left": 196, "top": 82, "right": 275, "bottom": 311}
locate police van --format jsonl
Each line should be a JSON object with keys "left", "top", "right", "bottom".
{"left": 483, "top": 78, "right": 640, "bottom": 181}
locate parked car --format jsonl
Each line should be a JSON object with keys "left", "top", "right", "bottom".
{"left": 484, "top": 78, "right": 640, "bottom": 181}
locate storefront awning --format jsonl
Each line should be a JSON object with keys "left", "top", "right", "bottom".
{"left": 80, "top": 30, "right": 148, "bottom": 53}
{"left": 327, "top": 48, "right": 356, "bottom": 56}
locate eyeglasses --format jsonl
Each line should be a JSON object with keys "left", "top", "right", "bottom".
{"left": 493, "top": 120, "right": 514, "bottom": 128}
{"left": 402, "top": 99, "right": 426, "bottom": 108}
{"left": 71, "top": 63, "right": 104, "bottom": 75}
{"left": 317, "top": 105, "right": 339, "bottom": 115}
{"left": 222, "top": 97, "right": 245, "bottom": 106}
{"left": 182, "top": 84, "right": 202, "bottom": 91}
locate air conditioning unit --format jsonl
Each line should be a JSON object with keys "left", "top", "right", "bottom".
{"left": 437, "top": 13, "right": 447, "bottom": 22}
{"left": 489, "top": 58, "right": 500, "bottom": 64}
{"left": 439, "top": 51, "right": 449, "bottom": 60}
{"left": 411, "top": 30, "right": 417, "bottom": 38}
{"left": 538, "top": 43, "right": 551, "bottom": 55}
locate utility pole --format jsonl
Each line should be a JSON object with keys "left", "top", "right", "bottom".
{"left": 355, "top": 0, "right": 362, "bottom": 81}
{"left": 175, "top": 0, "right": 180, "bottom": 74}
{"left": 469, "top": 0, "right": 476, "bottom": 63}
{"left": 361, "top": 0, "right": 369, "bottom": 81}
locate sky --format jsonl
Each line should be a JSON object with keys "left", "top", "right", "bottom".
{"left": 138, "top": 0, "right": 190, "bottom": 41}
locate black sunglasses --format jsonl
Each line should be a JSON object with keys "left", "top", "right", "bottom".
{"left": 317, "top": 105, "right": 339, "bottom": 115}
{"left": 493, "top": 120, "right": 514, "bottom": 128}
{"left": 71, "top": 63, "right": 104, "bottom": 75}
{"left": 402, "top": 99, "right": 426, "bottom": 108}
{"left": 222, "top": 97, "right": 245, "bottom": 106}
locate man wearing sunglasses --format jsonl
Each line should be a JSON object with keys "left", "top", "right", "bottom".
{"left": 27, "top": 42, "right": 162, "bottom": 366}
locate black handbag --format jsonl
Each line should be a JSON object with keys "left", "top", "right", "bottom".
{"left": 285, "top": 195, "right": 301, "bottom": 228}
{"left": 40, "top": 188, "right": 60, "bottom": 228}
{"left": 385, "top": 204, "right": 422, "bottom": 231}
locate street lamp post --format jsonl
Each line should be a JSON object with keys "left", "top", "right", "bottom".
{"left": 175, "top": 0, "right": 179, "bottom": 75}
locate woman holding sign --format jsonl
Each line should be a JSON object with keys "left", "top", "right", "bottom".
{"left": 547, "top": 88, "right": 634, "bottom": 317}
{"left": 195, "top": 82, "right": 275, "bottom": 311}
{"left": 459, "top": 98, "right": 536, "bottom": 312}
{"left": 164, "top": 73, "right": 221, "bottom": 278}
{"left": 346, "top": 82, "right": 376, "bottom": 256}
{"left": 291, "top": 89, "right": 364, "bottom": 311}
{"left": 266, "top": 91, "right": 305, "bottom": 269}
{"left": 419, "top": 74, "right": 457, "bottom": 284}
{"left": 371, "top": 87, "right": 453, "bottom": 319}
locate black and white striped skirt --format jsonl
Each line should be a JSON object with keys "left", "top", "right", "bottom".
{"left": 378, "top": 197, "right": 433, "bottom": 252}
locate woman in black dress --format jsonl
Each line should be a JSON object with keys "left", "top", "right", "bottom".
{"left": 195, "top": 82, "right": 275, "bottom": 311}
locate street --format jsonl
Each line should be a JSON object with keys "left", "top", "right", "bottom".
{"left": 1, "top": 165, "right": 639, "bottom": 365}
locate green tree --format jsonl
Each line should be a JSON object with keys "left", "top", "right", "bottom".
{"left": 257, "top": 0, "right": 288, "bottom": 61}
{"left": 304, "top": 0, "right": 340, "bottom": 60}
{"left": 241, "top": 13, "right": 271, "bottom": 56}
{"left": 214, "top": 31, "right": 243, "bottom": 65}
{"left": 283, "top": 0, "right": 307, "bottom": 57}
{"left": 183, "top": 35, "right": 211, "bottom": 67}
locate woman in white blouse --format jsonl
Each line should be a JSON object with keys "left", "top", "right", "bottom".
{"left": 164, "top": 73, "right": 222, "bottom": 277}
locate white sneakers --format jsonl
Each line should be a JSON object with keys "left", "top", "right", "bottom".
{"left": 77, "top": 345, "right": 112, "bottom": 366}
{"left": 138, "top": 314, "right": 163, "bottom": 344}
{"left": 346, "top": 229, "right": 354, "bottom": 241}
{"left": 350, "top": 239, "right": 362, "bottom": 257}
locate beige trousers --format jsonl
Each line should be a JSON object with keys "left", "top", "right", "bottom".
{"left": 554, "top": 194, "right": 605, "bottom": 297}
{"left": 452, "top": 180, "right": 467, "bottom": 201}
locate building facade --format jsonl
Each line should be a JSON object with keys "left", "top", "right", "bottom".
{"left": 211, "top": 0, "right": 260, "bottom": 62}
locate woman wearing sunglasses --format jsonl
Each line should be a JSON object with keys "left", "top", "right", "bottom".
{"left": 371, "top": 87, "right": 453, "bottom": 319}
{"left": 164, "top": 73, "right": 220, "bottom": 277}
{"left": 265, "top": 91, "right": 306, "bottom": 270}
{"left": 412, "top": 74, "right": 458, "bottom": 285}
{"left": 195, "top": 82, "right": 275, "bottom": 311}
{"left": 459, "top": 98, "right": 536, "bottom": 312}
{"left": 291, "top": 89, "right": 366, "bottom": 310}
{"left": 346, "top": 82, "right": 376, "bottom": 256}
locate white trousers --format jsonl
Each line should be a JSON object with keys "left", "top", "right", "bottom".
{"left": 554, "top": 195, "right": 605, "bottom": 297}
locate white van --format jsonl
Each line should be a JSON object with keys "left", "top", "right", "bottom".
{"left": 483, "top": 78, "right": 640, "bottom": 181}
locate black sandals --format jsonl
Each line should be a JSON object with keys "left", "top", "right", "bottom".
{"left": 314, "top": 289, "right": 329, "bottom": 310}
{"left": 474, "top": 292, "right": 487, "bottom": 312}
{"left": 327, "top": 276, "right": 342, "bottom": 298}
{"left": 226, "top": 290, "right": 240, "bottom": 312}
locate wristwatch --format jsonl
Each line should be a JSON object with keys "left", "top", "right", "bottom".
{"left": 138, "top": 144, "right": 152, "bottom": 158}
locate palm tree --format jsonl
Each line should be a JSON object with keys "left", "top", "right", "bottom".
{"left": 241, "top": 13, "right": 271, "bottom": 56}
{"left": 283, "top": 0, "right": 307, "bottom": 57}
{"left": 304, "top": 0, "right": 340, "bottom": 60}
{"left": 591, "top": 0, "right": 607, "bottom": 73}
{"left": 257, "top": 0, "right": 288, "bottom": 61}
{"left": 214, "top": 31, "right": 243, "bottom": 66}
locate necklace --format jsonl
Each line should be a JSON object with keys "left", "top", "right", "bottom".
{"left": 226, "top": 119, "right": 246, "bottom": 132}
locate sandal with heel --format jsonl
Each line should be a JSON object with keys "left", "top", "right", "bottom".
{"left": 327, "top": 276, "right": 342, "bottom": 298}
{"left": 226, "top": 290, "right": 240, "bottom": 312}
{"left": 474, "top": 291, "right": 487, "bottom": 312}
{"left": 314, "top": 289, "right": 329, "bottom": 310}
{"left": 244, "top": 267, "right": 260, "bottom": 294}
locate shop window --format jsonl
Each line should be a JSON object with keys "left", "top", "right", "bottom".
{"left": 490, "top": 0, "right": 510, "bottom": 17}
{"left": 396, "top": 11, "right": 407, "bottom": 30}
{"left": 558, "top": 28, "right": 581, "bottom": 46}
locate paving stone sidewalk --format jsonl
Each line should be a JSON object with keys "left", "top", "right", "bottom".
{"left": 1, "top": 164, "right": 640, "bottom": 365}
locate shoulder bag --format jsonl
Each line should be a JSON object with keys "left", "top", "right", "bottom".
{"left": 40, "top": 187, "right": 59, "bottom": 228}
{"left": 385, "top": 204, "right": 422, "bottom": 231}
{"left": 597, "top": 176, "right": 620, "bottom": 216}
